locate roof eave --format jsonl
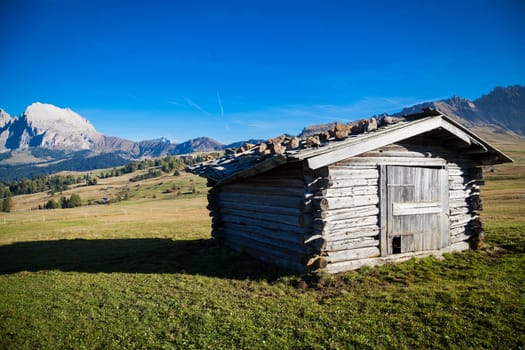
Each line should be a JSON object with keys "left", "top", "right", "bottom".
{"left": 439, "top": 115, "right": 513, "bottom": 164}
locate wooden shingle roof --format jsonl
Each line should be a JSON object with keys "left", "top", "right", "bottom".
{"left": 187, "top": 109, "right": 512, "bottom": 184}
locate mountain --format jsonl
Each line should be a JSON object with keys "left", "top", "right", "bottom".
{"left": 296, "top": 85, "right": 525, "bottom": 138}
{"left": 0, "top": 109, "right": 12, "bottom": 152}
{"left": 0, "top": 109, "right": 11, "bottom": 127}
{"left": 298, "top": 122, "right": 337, "bottom": 139}
{"left": 395, "top": 85, "right": 525, "bottom": 135}
{"left": 172, "top": 137, "right": 223, "bottom": 154}
{"left": 474, "top": 85, "right": 525, "bottom": 135}
{"left": 1, "top": 102, "right": 104, "bottom": 152}
{"left": 0, "top": 85, "right": 523, "bottom": 180}
{"left": 0, "top": 103, "right": 227, "bottom": 180}
{"left": 224, "top": 139, "right": 266, "bottom": 149}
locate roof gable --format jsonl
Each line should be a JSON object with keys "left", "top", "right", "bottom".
{"left": 297, "top": 115, "right": 512, "bottom": 169}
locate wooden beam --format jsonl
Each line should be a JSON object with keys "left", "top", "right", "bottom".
{"left": 438, "top": 120, "right": 472, "bottom": 146}
{"left": 379, "top": 165, "right": 388, "bottom": 257}
{"left": 440, "top": 116, "right": 513, "bottom": 164}
{"left": 340, "top": 157, "right": 446, "bottom": 167}
{"left": 305, "top": 117, "right": 443, "bottom": 169}
{"left": 392, "top": 201, "right": 442, "bottom": 216}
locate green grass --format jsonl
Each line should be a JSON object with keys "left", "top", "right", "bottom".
{"left": 1, "top": 150, "right": 524, "bottom": 348}
{"left": 0, "top": 235, "right": 523, "bottom": 349}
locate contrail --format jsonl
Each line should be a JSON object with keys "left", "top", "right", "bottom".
{"left": 184, "top": 97, "right": 209, "bottom": 114}
{"left": 217, "top": 91, "right": 224, "bottom": 117}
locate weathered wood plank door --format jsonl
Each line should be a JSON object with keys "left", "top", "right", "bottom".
{"left": 382, "top": 165, "right": 449, "bottom": 255}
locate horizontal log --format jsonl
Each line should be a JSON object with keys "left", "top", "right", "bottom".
{"left": 237, "top": 178, "right": 305, "bottom": 187}
{"left": 392, "top": 201, "right": 441, "bottom": 216}
{"left": 317, "top": 215, "right": 378, "bottom": 232}
{"left": 221, "top": 183, "right": 306, "bottom": 196}
{"left": 315, "top": 195, "right": 379, "bottom": 211}
{"left": 357, "top": 150, "right": 430, "bottom": 158}
{"left": 450, "top": 215, "right": 477, "bottom": 229}
{"left": 450, "top": 226, "right": 466, "bottom": 236}
{"left": 327, "top": 168, "right": 379, "bottom": 178}
{"left": 451, "top": 233, "right": 473, "bottom": 244}
{"left": 325, "top": 246, "right": 381, "bottom": 263}
{"left": 450, "top": 222, "right": 469, "bottom": 230}
{"left": 325, "top": 237, "right": 379, "bottom": 251}
{"left": 328, "top": 164, "right": 377, "bottom": 170}
{"left": 448, "top": 199, "right": 469, "bottom": 208}
{"left": 449, "top": 189, "right": 471, "bottom": 200}
{"left": 218, "top": 192, "right": 305, "bottom": 209}
{"left": 220, "top": 207, "right": 310, "bottom": 227}
{"left": 450, "top": 207, "right": 470, "bottom": 216}
{"left": 446, "top": 167, "right": 481, "bottom": 177}
{"left": 450, "top": 241, "right": 471, "bottom": 251}
{"left": 218, "top": 200, "right": 306, "bottom": 216}
{"left": 320, "top": 186, "right": 378, "bottom": 198}
{"left": 221, "top": 214, "right": 306, "bottom": 234}
{"left": 447, "top": 168, "right": 466, "bottom": 176}
{"left": 325, "top": 226, "right": 380, "bottom": 242}
{"left": 327, "top": 178, "right": 378, "bottom": 188}
{"left": 448, "top": 183, "right": 471, "bottom": 191}
{"left": 222, "top": 222, "right": 303, "bottom": 245}
{"left": 224, "top": 235, "right": 304, "bottom": 260}
{"left": 341, "top": 156, "right": 446, "bottom": 166}
{"left": 313, "top": 205, "right": 379, "bottom": 221}
{"left": 224, "top": 229, "right": 305, "bottom": 254}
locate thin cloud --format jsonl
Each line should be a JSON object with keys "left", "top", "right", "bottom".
{"left": 183, "top": 97, "right": 209, "bottom": 114}
{"left": 216, "top": 91, "right": 224, "bottom": 117}
{"left": 225, "top": 96, "right": 435, "bottom": 137}
{"left": 167, "top": 100, "right": 185, "bottom": 107}
{"left": 230, "top": 96, "right": 428, "bottom": 123}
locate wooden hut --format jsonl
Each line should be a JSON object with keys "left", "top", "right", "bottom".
{"left": 188, "top": 110, "right": 512, "bottom": 273}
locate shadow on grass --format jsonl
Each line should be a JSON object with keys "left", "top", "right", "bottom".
{"left": 0, "top": 238, "right": 293, "bottom": 281}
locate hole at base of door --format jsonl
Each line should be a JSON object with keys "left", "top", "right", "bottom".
{"left": 392, "top": 236, "right": 401, "bottom": 254}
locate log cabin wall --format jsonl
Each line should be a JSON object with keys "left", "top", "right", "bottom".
{"left": 313, "top": 143, "right": 484, "bottom": 273}
{"left": 310, "top": 164, "right": 381, "bottom": 272}
{"left": 207, "top": 163, "right": 314, "bottom": 272}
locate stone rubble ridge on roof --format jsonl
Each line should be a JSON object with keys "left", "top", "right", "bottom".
{"left": 187, "top": 108, "right": 441, "bottom": 180}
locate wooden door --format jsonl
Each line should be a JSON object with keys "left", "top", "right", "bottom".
{"left": 382, "top": 165, "right": 449, "bottom": 255}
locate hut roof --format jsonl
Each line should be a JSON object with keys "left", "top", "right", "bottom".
{"left": 187, "top": 109, "right": 512, "bottom": 185}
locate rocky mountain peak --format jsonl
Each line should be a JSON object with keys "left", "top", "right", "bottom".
{"left": 0, "top": 109, "right": 12, "bottom": 128}
{"left": 1, "top": 102, "right": 104, "bottom": 151}
{"left": 474, "top": 85, "right": 525, "bottom": 134}
{"left": 23, "top": 102, "right": 98, "bottom": 134}
{"left": 173, "top": 137, "right": 223, "bottom": 154}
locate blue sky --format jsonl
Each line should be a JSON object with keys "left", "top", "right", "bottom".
{"left": 1, "top": 0, "right": 524, "bottom": 143}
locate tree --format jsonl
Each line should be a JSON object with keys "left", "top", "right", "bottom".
{"left": 60, "top": 196, "right": 69, "bottom": 209}
{"left": 1, "top": 196, "right": 13, "bottom": 212}
{"left": 69, "top": 194, "right": 82, "bottom": 208}
{"left": 45, "top": 199, "right": 59, "bottom": 209}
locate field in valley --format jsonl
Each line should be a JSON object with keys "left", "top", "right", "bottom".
{"left": 0, "top": 136, "right": 524, "bottom": 349}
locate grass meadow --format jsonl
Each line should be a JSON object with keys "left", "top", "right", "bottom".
{"left": 1, "top": 137, "right": 524, "bottom": 349}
